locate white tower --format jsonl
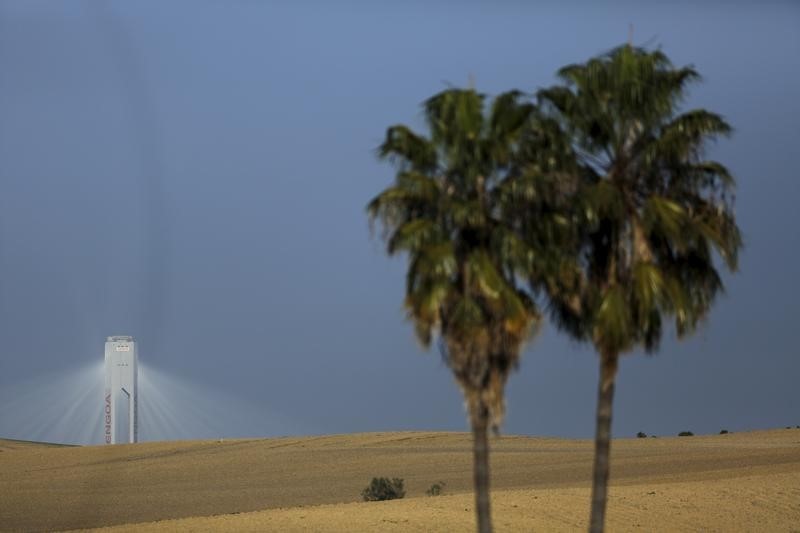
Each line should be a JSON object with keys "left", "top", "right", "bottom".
{"left": 104, "top": 336, "right": 138, "bottom": 444}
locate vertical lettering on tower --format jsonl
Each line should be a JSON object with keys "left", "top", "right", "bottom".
{"left": 104, "top": 391, "right": 112, "bottom": 444}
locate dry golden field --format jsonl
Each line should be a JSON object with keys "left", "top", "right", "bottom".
{"left": 1, "top": 429, "right": 799, "bottom": 532}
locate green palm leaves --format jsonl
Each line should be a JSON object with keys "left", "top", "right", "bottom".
{"left": 540, "top": 45, "right": 741, "bottom": 355}
{"left": 368, "top": 89, "right": 541, "bottom": 428}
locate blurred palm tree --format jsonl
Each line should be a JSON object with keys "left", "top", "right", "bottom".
{"left": 537, "top": 45, "right": 742, "bottom": 532}
{"left": 368, "top": 88, "right": 542, "bottom": 533}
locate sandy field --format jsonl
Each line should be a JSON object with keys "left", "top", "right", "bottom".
{"left": 1, "top": 429, "right": 798, "bottom": 532}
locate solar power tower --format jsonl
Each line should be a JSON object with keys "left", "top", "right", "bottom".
{"left": 104, "top": 336, "right": 138, "bottom": 444}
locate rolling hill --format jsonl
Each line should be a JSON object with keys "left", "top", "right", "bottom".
{"left": 1, "top": 429, "right": 798, "bottom": 531}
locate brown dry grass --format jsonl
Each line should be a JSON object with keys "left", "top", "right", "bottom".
{"left": 1, "top": 429, "right": 799, "bottom": 532}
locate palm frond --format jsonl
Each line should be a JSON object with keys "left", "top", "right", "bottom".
{"left": 592, "top": 285, "right": 632, "bottom": 354}
{"left": 378, "top": 125, "right": 438, "bottom": 172}
{"left": 387, "top": 219, "right": 442, "bottom": 254}
{"left": 642, "top": 196, "right": 687, "bottom": 245}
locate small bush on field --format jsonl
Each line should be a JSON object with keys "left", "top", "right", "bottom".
{"left": 678, "top": 431, "right": 694, "bottom": 437}
{"left": 361, "top": 477, "right": 405, "bottom": 501}
{"left": 636, "top": 431, "right": 647, "bottom": 438}
{"left": 426, "top": 481, "right": 446, "bottom": 496}
{"left": 719, "top": 429, "right": 729, "bottom": 434}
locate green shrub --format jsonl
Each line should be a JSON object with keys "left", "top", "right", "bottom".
{"left": 678, "top": 431, "right": 694, "bottom": 437}
{"left": 361, "top": 477, "right": 406, "bottom": 501}
{"left": 636, "top": 431, "right": 647, "bottom": 438}
{"left": 426, "top": 481, "right": 446, "bottom": 496}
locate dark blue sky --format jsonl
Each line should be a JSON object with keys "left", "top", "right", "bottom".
{"left": 1, "top": 1, "right": 798, "bottom": 442}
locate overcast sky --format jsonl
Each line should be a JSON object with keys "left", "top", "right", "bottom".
{"left": 1, "top": 1, "right": 798, "bottom": 443}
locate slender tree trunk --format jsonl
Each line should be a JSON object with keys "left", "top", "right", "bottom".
{"left": 471, "top": 401, "right": 493, "bottom": 533}
{"left": 588, "top": 351, "right": 619, "bottom": 533}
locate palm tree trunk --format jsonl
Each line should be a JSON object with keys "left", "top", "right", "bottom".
{"left": 471, "top": 400, "right": 493, "bottom": 533}
{"left": 588, "top": 350, "right": 619, "bottom": 533}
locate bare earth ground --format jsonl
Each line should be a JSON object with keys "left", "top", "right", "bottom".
{"left": 0, "top": 429, "right": 798, "bottom": 532}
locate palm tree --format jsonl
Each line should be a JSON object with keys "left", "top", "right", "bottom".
{"left": 368, "top": 88, "right": 541, "bottom": 533}
{"left": 537, "top": 45, "right": 742, "bottom": 532}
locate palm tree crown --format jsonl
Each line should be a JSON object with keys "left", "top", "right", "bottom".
{"left": 368, "top": 88, "right": 541, "bottom": 429}
{"left": 539, "top": 44, "right": 741, "bottom": 354}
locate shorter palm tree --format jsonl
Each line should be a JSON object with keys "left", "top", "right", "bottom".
{"left": 537, "top": 45, "right": 742, "bottom": 532}
{"left": 368, "top": 88, "right": 541, "bottom": 533}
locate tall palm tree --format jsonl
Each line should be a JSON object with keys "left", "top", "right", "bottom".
{"left": 537, "top": 45, "right": 742, "bottom": 532}
{"left": 368, "top": 88, "right": 541, "bottom": 533}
